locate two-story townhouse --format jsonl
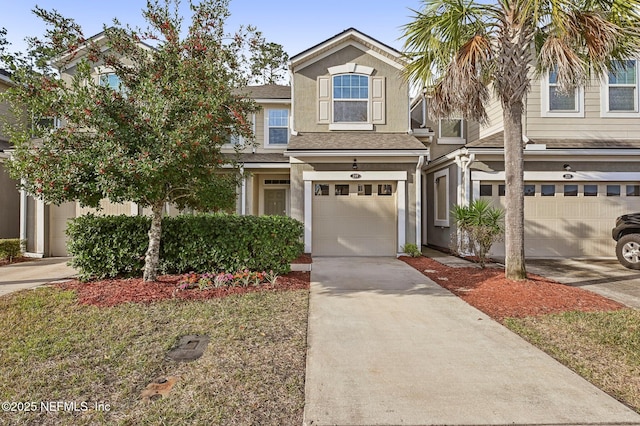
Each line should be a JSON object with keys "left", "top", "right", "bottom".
{"left": 0, "top": 69, "right": 22, "bottom": 239}
{"left": 21, "top": 28, "right": 430, "bottom": 258}
{"left": 423, "top": 61, "right": 640, "bottom": 259}
{"left": 231, "top": 28, "right": 430, "bottom": 256}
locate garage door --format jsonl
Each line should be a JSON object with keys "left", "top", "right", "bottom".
{"left": 481, "top": 182, "right": 640, "bottom": 258}
{"left": 312, "top": 182, "right": 396, "bottom": 256}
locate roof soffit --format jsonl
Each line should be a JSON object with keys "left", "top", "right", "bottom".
{"left": 290, "top": 29, "right": 406, "bottom": 72}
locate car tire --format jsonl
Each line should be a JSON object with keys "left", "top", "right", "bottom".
{"left": 616, "top": 234, "right": 640, "bottom": 269}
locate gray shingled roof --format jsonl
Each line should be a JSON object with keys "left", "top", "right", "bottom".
{"left": 467, "top": 131, "right": 640, "bottom": 149}
{"left": 288, "top": 132, "right": 428, "bottom": 151}
{"left": 235, "top": 85, "right": 290, "bottom": 99}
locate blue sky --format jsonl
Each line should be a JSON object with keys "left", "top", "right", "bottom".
{"left": 3, "top": 0, "right": 424, "bottom": 57}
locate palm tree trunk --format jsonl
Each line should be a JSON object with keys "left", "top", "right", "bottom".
{"left": 503, "top": 102, "right": 527, "bottom": 280}
{"left": 143, "top": 201, "right": 164, "bottom": 282}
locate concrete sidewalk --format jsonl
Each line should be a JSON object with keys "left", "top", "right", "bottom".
{"left": 303, "top": 257, "right": 640, "bottom": 426}
{"left": 0, "top": 257, "right": 77, "bottom": 297}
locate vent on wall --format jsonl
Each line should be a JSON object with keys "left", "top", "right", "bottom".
{"left": 264, "top": 180, "right": 291, "bottom": 185}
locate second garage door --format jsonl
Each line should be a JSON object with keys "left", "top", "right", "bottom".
{"left": 312, "top": 182, "right": 396, "bottom": 256}
{"left": 481, "top": 182, "right": 640, "bottom": 258}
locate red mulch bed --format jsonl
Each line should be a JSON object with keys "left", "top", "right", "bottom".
{"left": 291, "top": 253, "right": 312, "bottom": 264}
{"left": 399, "top": 256, "right": 625, "bottom": 322}
{"left": 55, "top": 271, "right": 310, "bottom": 308}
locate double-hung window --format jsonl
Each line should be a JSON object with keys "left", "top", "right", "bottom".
{"left": 541, "top": 68, "right": 583, "bottom": 117}
{"left": 317, "top": 62, "right": 385, "bottom": 130}
{"left": 266, "top": 109, "right": 289, "bottom": 145}
{"left": 333, "top": 74, "right": 368, "bottom": 123}
{"left": 602, "top": 60, "right": 639, "bottom": 117}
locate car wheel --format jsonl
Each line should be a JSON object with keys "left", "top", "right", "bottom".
{"left": 616, "top": 234, "right": 640, "bottom": 269}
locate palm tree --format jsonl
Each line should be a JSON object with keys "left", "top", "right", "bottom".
{"left": 402, "top": 0, "right": 640, "bottom": 280}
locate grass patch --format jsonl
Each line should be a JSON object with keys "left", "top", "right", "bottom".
{"left": 505, "top": 309, "right": 640, "bottom": 412}
{"left": 0, "top": 286, "right": 308, "bottom": 425}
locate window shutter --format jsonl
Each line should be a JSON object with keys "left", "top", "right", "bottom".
{"left": 317, "top": 76, "right": 331, "bottom": 124}
{"left": 371, "top": 76, "right": 386, "bottom": 124}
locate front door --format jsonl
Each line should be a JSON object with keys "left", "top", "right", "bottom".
{"left": 264, "top": 189, "right": 287, "bottom": 216}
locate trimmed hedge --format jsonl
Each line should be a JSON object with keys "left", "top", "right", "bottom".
{"left": 67, "top": 213, "right": 304, "bottom": 280}
{"left": 0, "top": 239, "right": 23, "bottom": 260}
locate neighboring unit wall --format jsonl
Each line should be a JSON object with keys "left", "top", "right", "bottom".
{"left": 527, "top": 75, "right": 640, "bottom": 139}
{"left": 0, "top": 162, "right": 19, "bottom": 238}
{"left": 425, "top": 164, "right": 458, "bottom": 250}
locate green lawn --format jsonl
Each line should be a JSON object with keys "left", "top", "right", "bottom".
{"left": 506, "top": 309, "right": 640, "bottom": 413}
{"left": 0, "top": 286, "right": 308, "bottom": 425}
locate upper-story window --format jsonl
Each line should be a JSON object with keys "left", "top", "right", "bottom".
{"left": 99, "top": 73, "right": 122, "bottom": 91}
{"left": 541, "top": 68, "right": 584, "bottom": 117}
{"left": 317, "top": 62, "right": 385, "bottom": 131}
{"left": 333, "top": 74, "right": 368, "bottom": 122}
{"left": 266, "top": 109, "right": 289, "bottom": 146}
{"left": 437, "top": 118, "right": 465, "bottom": 144}
{"left": 601, "top": 60, "right": 639, "bottom": 117}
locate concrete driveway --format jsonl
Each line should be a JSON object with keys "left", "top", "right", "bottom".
{"left": 527, "top": 258, "right": 640, "bottom": 309}
{"left": 0, "top": 257, "right": 76, "bottom": 297}
{"left": 304, "top": 257, "right": 640, "bottom": 425}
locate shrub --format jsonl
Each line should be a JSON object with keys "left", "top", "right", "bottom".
{"left": 402, "top": 243, "right": 422, "bottom": 257}
{"left": 451, "top": 199, "right": 504, "bottom": 268}
{"left": 67, "top": 213, "right": 304, "bottom": 280}
{"left": 0, "top": 239, "right": 24, "bottom": 261}
{"left": 66, "top": 214, "right": 150, "bottom": 280}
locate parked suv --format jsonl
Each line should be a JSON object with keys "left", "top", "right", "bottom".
{"left": 612, "top": 213, "right": 640, "bottom": 269}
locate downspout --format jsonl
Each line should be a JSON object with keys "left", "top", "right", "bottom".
{"left": 454, "top": 151, "right": 475, "bottom": 206}
{"left": 240, "top": 165, "right": 246, "bottom": 215}
{"left": 415, "top": 155, "right": 425, "bottom": 247}
{"left": 288, "top": 63, "right": 298, "bottom": 136}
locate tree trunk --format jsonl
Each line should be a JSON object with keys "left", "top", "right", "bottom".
{"left": 143, "top": 201, "right": 164, "bottom": 282}
{"left": 503, "top": 102, "right": 527, "bottom": 280}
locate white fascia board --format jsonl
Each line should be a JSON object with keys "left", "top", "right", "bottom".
{"left": 303, "top": 170, "right": 407, "bottom": 181}
{"left": 292, "top": 40, "right": 404, "bottom": 72}
{"left": 472, "top": 170, "right": 640, "bottom": 181}
{"left": 254, "top": 99, "right": 291, "bottom": 104}
{"left": 284, "top": 150, "right": 429, "bottom": 157}
{"left": 466, "top": 147, "right": 640, "bottom": 159}
{"left": 241, "top": 163, "right": 291, "bottom": 169}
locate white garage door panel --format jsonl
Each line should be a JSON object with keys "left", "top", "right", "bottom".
{"left": 484, "top": 182, "right": 640, "bottom": 258}
{"left": 313, "top": 182, "right": 396, "bottom": 256}
{"left": 49, "top": 202, "right": 76, "bottom": 256}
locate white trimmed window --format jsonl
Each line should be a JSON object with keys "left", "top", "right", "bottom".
{"left": 317, "top": 62, "right": 385, "bottom": 130}
{"left": 601, "top": 60, "right": 640, "bottom": 117}
{"left": 265, "top": 109, "right": 289, "bottom": 146}
{"left": 333, "top": 74, "right": 368, "bottom": 123}
{"left": 99, "top": 73, "right": 122, "bottom": 91}
{"left": 434, "top": 169, "right": 450, "bottom": 227}
{"left": 437, "top": 119, "right": 464, "bottom": 144}
{"left": 541, "top": 69, "right": 584, "bottom": 117}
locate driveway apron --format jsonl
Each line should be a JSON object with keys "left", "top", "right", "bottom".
{"left": 0, "top": 258, "right": 76, "bottom": 297}
{"left": 303, "top": 257, "right": 640, "bottom": 426}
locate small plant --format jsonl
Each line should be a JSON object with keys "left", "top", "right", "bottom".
{"left": 264, "top": 270, "right": 279, "bottom": 285}
{"left": 402, "top": 243, "right": 422, "bottom": 257}
{"left": 451, "top": 199, "right": 504, "bottom": 268}
{"left": 0, "top": 239, "right": 25, "bottom": 262}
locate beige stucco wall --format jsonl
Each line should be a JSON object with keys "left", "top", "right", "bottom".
{"left": 293, "top": 45, "right": 409, "bottom": 133}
